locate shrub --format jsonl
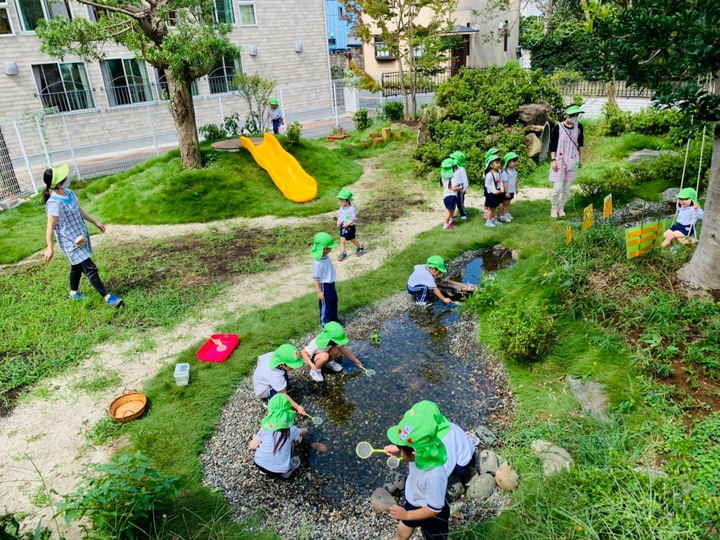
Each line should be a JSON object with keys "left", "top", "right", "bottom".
{"left": 601, "top": 104, "right": 632, "bottom": 136}
{"left": 488, "top": 302, "right": 554, "bottom": 362}
{"left": 199, "top": 113, "right": 242, "bottom": 141}
{"left": 198, "top": 123, "right": 225, "bottom": 142}
{"left": 575, "top": 165, "right": 639, "bottom": 197}
{"left": 383, "top": 100, "right": 405, "bottom": 121}
{"left": 630, "top": 108, "right": 684, "bottom": 136}
{"left": 285, "top": 121, "right": 302, "bottom": 147}
{"left": 353, "top": 109, "right": 371, "bottom": 131}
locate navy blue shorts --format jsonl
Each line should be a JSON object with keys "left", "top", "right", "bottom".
{"left": 670, "top": 223, "right": 693, "bottom": 236}
{"left": 443, "top": 196, "right": 457, "bottom": 211}
{"left": 503, "top": 192, "right": 515, "bottom": 201}
{"left": 401, "top": 500, "right": 450, "bottom": 539}
{"left": 340, "top": 225, "right": 356, "bottom": 240}
{"left": 484, "top": 193, "right": 499, "bottom": 209}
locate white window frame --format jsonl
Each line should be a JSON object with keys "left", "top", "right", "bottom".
{"left": 0, "top": 0, "right": 14, "bottom": 35}
{"left": 213, "top": 0, "right": 235, "bottom": 25}
{"left": 32, "top": 62, "right": 95, "bottom": 112}
{"left": 101, "top": 58, "right": 153, "bottom": 107}
{"left": 15, "top": 0, "right": 72, "bottom": 33}
{"left": 237, "top": 0, "right": 256, "bottom": 26}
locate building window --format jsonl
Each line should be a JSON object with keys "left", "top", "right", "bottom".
{"left": 102, "top": 58, "right": 153, "bottom": 107}
{"left": 237, "top": 0, "right": 255, "bottom": 26}
{"left": 0, "top": 1, "right": 13, "bottom": 34}
{"left": 156, "top": 69, "right": 198, "bottom": 100}
{"left": 208, "top": 56, "right": 241, "bottom": 94}
{"left": 16, "top": 0, "right": 71, "bottom": 32}
{"left": 86, "top": 4, "right": 108, "bottom": 23}
{"left": 374, "top": 37, "right": 395, "bottom": 60}
{"left": 32, "top": 62, "right": 94, "bottom": 112}
{"left": 214, "top": 0, "right": 234, "bottom": 24}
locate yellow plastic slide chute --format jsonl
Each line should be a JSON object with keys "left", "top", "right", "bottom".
{"left": 240, "top": 133, "right": 317, "bottom": 203}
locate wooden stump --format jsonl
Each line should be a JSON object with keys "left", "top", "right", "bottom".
{"left": 359, "top": 140, "right": 372, "bottom": 149}
{"left": 394, "top": 131, "right": 403, "bottom": 139}
{"left": 382, "top": 127, "right": 391, "bottom": 140}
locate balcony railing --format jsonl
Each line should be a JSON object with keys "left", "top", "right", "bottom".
{"left": 39, "top": 89, "right": 95, "bottom": 112}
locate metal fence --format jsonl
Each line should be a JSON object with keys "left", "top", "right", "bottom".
{"left": 0, "top": 79, "right": 369, "bottom": 203}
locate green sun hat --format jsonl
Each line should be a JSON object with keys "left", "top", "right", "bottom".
{"left": 503, "top": 151, "right": 520, "bottom": 168}
{"left": 270, "top": 343, "right": 303, "bottom": 369}
{"left": 387, "top": 406, "right": 447, "bottom": 470}
{"left": 565, "top": 105, "right": 584, "bottom": 116}
{"left": 269, "top": 98, "right": 279, "bottom": 106}
{"left": 316, "top": 321, "right": 349, "bottom": 348}
{"left": 484, "top": 154, "right": 501, "bottom": 171}
{"left": 440, "top": 158, "right": 456, "bottom": 179}
{"left": 261, "top": 393, "right": 296, "bottom": 431}
{"left": 485, "top": 147, "right": 500, "bottom": 160}
{"left": 337, "top": 188, "right": 353, "bottom": 201}
{"left": 677, "top": 187, "right": 697, "bottom": 202}
{"left": 409, "top": 400, "right": 451, "bottom": 439}
{"left": 50, "top": 164, "right": 69, "bottom": 188}
{"left": 426, "top": 255, "right": 447, "bottom": 274}
{"left": 449, "top": 151, "right": 466, "bottom": 167}
{"left": 310, "top": 232, "right": 338, "bottom": 260}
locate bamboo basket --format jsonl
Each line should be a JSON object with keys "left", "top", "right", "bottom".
{"left": 108, "top": 390, "right": 147, "bottom": 423}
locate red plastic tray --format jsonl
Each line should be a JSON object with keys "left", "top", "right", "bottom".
{"left": 197, "top": 334, "right": 239, "bottom": 363}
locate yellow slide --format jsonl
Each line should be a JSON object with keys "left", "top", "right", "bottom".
{"left": 240, "top": 133, "right": 318, "bottom": 203}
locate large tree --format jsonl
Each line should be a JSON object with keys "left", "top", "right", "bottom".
{"left": 342, "top": 0, "right": 457, "bottom": 121}
{"left": 37, "top": 0, "right": 239, "bottom": 169}
{"left": 598, "top": 0, "right": 720, "bottom": 293}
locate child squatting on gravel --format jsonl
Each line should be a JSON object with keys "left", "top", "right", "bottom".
{"left": 300, "top": 321, "right": 364, "bottom": 382}
{"left": 336, "top": 188, "right": 365, "bottom": 261}
{"left": 406, "top": 256, "right": 453, "bottom": 307}
{"left": 252, "top": 343, "right": 306, "bottom": 416}
{"left": 249, "top": 393, "right": 307, "bottom": 479}
{"left": 662, "top": 187, "right": 704, "bottom": 248}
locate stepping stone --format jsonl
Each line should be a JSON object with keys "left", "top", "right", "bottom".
{"left": 531, "top": 439, "right": 574, "bottom": 478}
{"left": 627, "top": 149, "right": 675, "bottom": 164}
{"left": 370, "top": 487, "right": 395, "bottom": 512}
{"left": 466, "top": 473, "right": 495, "bottom": 501}
{"left": 566, "top": 375, "right": 609, "bottom": 422}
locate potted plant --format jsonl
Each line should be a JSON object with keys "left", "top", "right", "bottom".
{"left": 328, "top": 126, "right": 351, "bottom": 142}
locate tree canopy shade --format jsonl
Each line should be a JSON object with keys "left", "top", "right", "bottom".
{"left": 36, "top": 0, "right": 240, "bottom": 169}
{"left": 599, "top": 0, "right": 720, "bottom": 292}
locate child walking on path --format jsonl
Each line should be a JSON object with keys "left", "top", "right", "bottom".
{"left": 406, "top": 256, "right": 453, "bottom": 306}
{"left": 500, "top": 152, "right": 519, "bottom": 222}
{"left": 311, "top": 232, "right": 340, "bottom": 326}
{"left": 249, "top": 393, "right": 307, "bottom": 479}
{"left": 662, "top": 187, "right": 704, "bottom": 248}
{"left": 265, "top": 98, "right": 284, "bottom": 134}
{"left": 484, "top": 155, "right": 504, "bottom": 228}
{"left": 450, "top": 151, "right": 469, "bottom": 220}
{"left": 252, "top": 343, "right": 307, "bottom": 415}
{"left": 440, "top": 158, "right": 462, "bottom": 230}
{"left": 549, "top": 105, "right": 585, "bottom": 218}
{"left": 43, "top": 164, "right": 123, "bottom": 307}
{"left": 300, "top": 321, "right": 364, "bottom": 382}
{"left": 336, "top": 188, "right": 365, "bottom": 261}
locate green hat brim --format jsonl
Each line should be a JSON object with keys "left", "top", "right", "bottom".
{"left": 503, "top": 152, "right": 520, "bottom": 168}
{"left": 337, "top": 188, "right": 353, "bottom": 200}
{"left": 316, "top": 322, "right": 349, "bottom": 348}
{"left": 270, "top": 344, "right": 303, "bottom": 369}
{"left": 677, "top": 188, "right": 697, "bottom": 202}
{"left": 440, "top": 168, "right": 454, "bottom": 179}
{"left": 50, "top": 164, "right": 69, "bottom": 188}
{"left": 565, "top": 105, "right": 584, "bottom": 116}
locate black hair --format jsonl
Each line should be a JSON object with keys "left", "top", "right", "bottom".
{"left": 42, "top": 168, "right": 54, "bottom": 203}
{"left": 272, "top": 427, "right": 291, "bottom": 455}
{"left": 398, "top": 445, "right": 414, "bottom": 460}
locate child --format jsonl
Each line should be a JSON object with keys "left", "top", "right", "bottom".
{"left": 549, "top": 105, "right": 584, "bottom": 218}
{"left": 406, "top": 256, "right": 453, "bottom": 306}
{"left": 311, "top": 232, "right": 340, "bottom": 326}
{"left": 43, "top": 164, "right": 123, "bottom": 307}
{"left": 662, "top": 188, "right": 704, "bottom": 248}
{"left": 265, "top": 98, "right": 284, "bottom": 134}
{"left": 336, "top": 188, "right": 365, "bottom": 261}
{"left": 484, "top": 155, "right": 504, "bottom": 227}
{"left": 386, "top": 407, "right": 450, "bottom": 540}
{"left": 300, "top": 321, "right": 364, "bottom": 382}
{"left": 252, "top": 343, "right": 307, "bottom": 415}
{"left": 500, "top": 152, "right": 519, "bottom": 222}
{"left": 440, "top": 158, "right": 461, "bottom": 230}
{"left": 249, "top": 393, "right": 307, "bottom": 479}
{"left": 450, "top": 151, "right": 469, "bottom": 221}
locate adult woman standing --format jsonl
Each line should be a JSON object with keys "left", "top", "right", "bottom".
{"left": 549, "top": 105, "right": 584, "bottom": 218}
{"left": 43, "top": 164, "right": 123, "bottom": 307}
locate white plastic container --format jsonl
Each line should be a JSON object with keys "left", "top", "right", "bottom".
{"left": 174, "top": 363, "right": 190, "bottom": 386}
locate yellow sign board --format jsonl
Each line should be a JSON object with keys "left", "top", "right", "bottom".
{"left": 582, "top": 204, "right": 594, "bottom": 231}
{"left": 603, "top": 194, "right": 612, "bottom": 218}
{"left": 566, "top": 226, "right": 572, "bottom": 244}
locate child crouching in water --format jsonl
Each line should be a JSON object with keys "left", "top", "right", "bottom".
{"left": 662, "top": 188, "right": 704, "bottom": 248}
{"left": 500, "top": 152, "right": 519, "bottom": 222}
{"left": 250, "top": 393, "right": 308, "bottom": 479}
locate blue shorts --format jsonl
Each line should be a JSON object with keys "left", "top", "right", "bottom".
{"left": 340, "top": 225, "right": 356, "bottom": 240}
{"left": 670, "top": 223, "right": 693, "bottom": 236}
{"left": 443, "top": 196, "right": 457, "bottom": 211}
{"left": 401, "top": 500, "right": 450, "bottom": 539}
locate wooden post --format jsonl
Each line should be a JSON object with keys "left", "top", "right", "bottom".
{"left": 382, "top": 127, "right": 391, "bottom": 140}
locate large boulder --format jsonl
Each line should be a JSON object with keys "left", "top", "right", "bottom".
{"left": 526, "top": 133, "right": 542, "bottom": 158}
{"left": 479, "top": 449, "right": 500, "bottom": 475}
{"left": 472, "top": 425, "right": 498, "bottom": 448}
{"left": 495, "top": 463, "right": 519, "bottom": 492}
{"left": 466, "top": 472, "right": 496, "bottom": 501}
{"left": 627, "top": 149, "right": 676, "bottom": 164}
{"left": 370, "top": 487, "right": 396, "bottom": 512}
{"left": 661, "top": 187, "right": 681, "bottom": 202}
{"left": 566, "top": 375, "right": 609, "bottom": 422}
{"left": 525, "top": 124, "right": 545, "bottom": 134}
{"left": 531, "top": 439, "right": 574, "bottom": 478}
{"left": 518, "top": 102, "right": 552, "bottom": 125}
{"left": 382, "top": 470, "right": 406, "bottom": 495}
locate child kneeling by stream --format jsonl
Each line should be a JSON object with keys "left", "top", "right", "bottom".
{"left": 300, "top": 321, "right": 364, "bottom": 382}
{"left": 406, "top": 256, "right": 453, "bottom": 306}
{"left": 249, "top": 393, "right": 308, "bottom": 479}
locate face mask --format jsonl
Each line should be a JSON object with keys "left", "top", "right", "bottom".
{"left": 62, "top": 179, "right": 70, "bottom": 189}
{"left": 567, "top": 116, "right": 578, "bottom": 125}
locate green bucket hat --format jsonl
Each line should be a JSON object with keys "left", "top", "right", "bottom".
{"left": 387, "top": 405, "right": 447, "bottom": 470}
{"left": 316, "top": 321, "right": 349, "bottom": 348}
{"left": 440, "top": 158, "right": 456, "bottom": 179}
{"left": 485, "top": 148, "right": 500, "bottom": 160}
{"left": 449, "top": 151, "right": 466, "bottom": 167}
{"left": 410, "top": 400, "right": 451, "bottom": 439}
{"left": 270, "top": 343, "right": 303, "bottom": 369}
{"left": 677, "top": 187, "right": 697, "bottom": 202}
{"left": 310, "top": 232, "right": 338, "bottom": 261}
{"left": 50, "top": 164, "right": 69, "bottom": 188}
{"left": 337, "top": 188, "right": 353, "bottom": 201}
{"left": 269, "top": 98, "right": 279, "bottom": 106}
{"left": 261, "top": 393, "right": 296, "bottom": 431}
{"left": 565, "top": 105, "right": 584, "bottom": 116}
{"left": 484, "top": 154, "right": 501, "bottom": 171}
{"left": 426, "top": 255, "right": 447, "bottom": 274}
{"left": 503, "top": 151, "right": 519, "bottom": 168}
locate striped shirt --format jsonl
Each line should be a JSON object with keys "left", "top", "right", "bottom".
{"left": 46, "top": 188, "right": 92, "bottom": 265}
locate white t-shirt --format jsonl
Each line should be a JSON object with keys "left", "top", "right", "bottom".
{"left": 405, "top": 462, "right": 448, "bottom": 512}
{"left": 303, "top": 337, "right": 331, "bottom": 358}
{"left": 441, "top": 423, "right": 475, "bottom": 477}
{"left": 407, "top": 265, "right": 437, "bottom": 290}
{"left": 485, "top": 171, "right": 502, "bottom": 194}
{"left": 338, "top": 203, "right": 356, "bottom": 226}
{"left": 453, "top": 168, "right": 469, "bottom": 190}
{"left": 312, "top": 256, "right": 336, "bottom": 283}
{"left": 501, "top": 169, "right": 517, "bottom": 194}
{"left": 252, "top": 352, "right": 288, "bottom": 398}
{"left": 442, "top": 176, "right": 459, "bottom": 198}
{"left": 253, "top": 425, "right": 301, "bottom": 473}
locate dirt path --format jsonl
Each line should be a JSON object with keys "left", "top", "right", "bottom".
{"left": 0, "top": 161, "right": 550, "bottom": 534}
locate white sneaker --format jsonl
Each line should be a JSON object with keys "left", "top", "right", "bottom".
{"left": 466, "top": 431, "right": 481, "bottom": 447}
{"left": 492, "top": 218, "right": 503, "bottom": 225}
{"left": 506, "top": 213, "right": 513, "bottom": 220}
{"left": 485, "top": 220, "right": 496, "bottom": 228}
{"left": 461, "top": 216, "right": 467, "bottom": 220}
{"left": 326, "top": 360, "right": 343, "bottom": 372}
{"left": 281, "top": 456, "right": 301, "bottom": 478}
{"left": 310, "top": 369, "right": 324, "bottom": 382}
{"left": 499, "top": 215, "right": 509, "bottom": 222}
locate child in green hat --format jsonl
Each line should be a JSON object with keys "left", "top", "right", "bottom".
{"left": 300, "top": 321, "right": 364, "bottom": 382}
{"left": 252, "top": 343, "right": 307, "bottom": 415}
{"left": 385, "top": 406, "right": 450, "bottom": 540}
{"left": 499, "top": 151, "right": 520, "bottom": 222}
{"left": 311, "top": 232, "right": 340, "bottom": 326}
{"left": 449, "top": 151, "right": 469, "bottom": 221}
{"left": 249, "top": 393, "right": 307, "bottom": 478}
{"left": 336, "top": 188, "right": 365, "bottom": 261}
{"left": 406, "top": 256, "right": 453, "bottom": 306}
{"left": 662, "top": 187, "right": 704, "bottom": 248}
{"left": 265, "top": 98, "right": 284, "bottom": 134}
{"left": 483, "top": 154, "right": 504, "bottom": 227}
{"left": 440, "top": 158, "right": 462, "bottom": 230}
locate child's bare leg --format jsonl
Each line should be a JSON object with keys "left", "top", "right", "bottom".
{"left": 328, "top": 346, "right": 342, "bottom": 362}
{"left": 350, "top": 239, "right": 361, "bottom": 249}
{"left": 445, "top": 210, "right": 453, "bottom": 225}
{"left": 395, "top": 523, "right": 414, "bottom": 540}
{"left": 313, "top": 352, "right": 330, "bottom": 369}
{"left": 502, "top": 200, "right": 510, "bottom": 216}
{"left": 662, "top": 230, "right": 685, "bottom": 248}
{"left": 339, "top": 237, "right": 347, "bottom": 253}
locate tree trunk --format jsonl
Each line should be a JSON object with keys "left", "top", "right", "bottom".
{"left": 544, "top": 0, "right": 554, "bottom": 33}
{"left": 606, "top": 78, "right": 618, "bottom": 108}
{"left": 167, "top": 72, "right": 202, "bottom": 169}
{"left": 677, "top": 121, "right": 720, "bottom": 294}
{"left": 397, "top": 57, "right": 410, "bottom": 121}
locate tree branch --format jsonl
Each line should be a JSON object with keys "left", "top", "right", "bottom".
{"left": 76, "top": 0, "right": 145, "bottom": 19}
